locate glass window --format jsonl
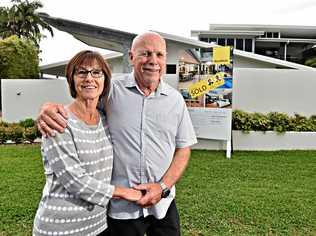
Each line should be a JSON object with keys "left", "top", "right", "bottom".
{"left": 273, "top": 32, "right": 279, "bottom": 38}
{"left": 166, "top": 64, "right": 177, "bottom": 74}
{"left": 236, "top": 39, "right": 243, "bottom": 50}
{"left": 200, "top": 37, "right": 208, "bottom": 42}
{"left": 209, "top": 38, "right": 217, "bottom": 43}
{"left": 245, "top": 39, "right": 252, "bottom": 52}
{"left": 227, "top": 38, "right": 234, "bottom": 46}
{"left": 218, "top": 38, "right": 225, "bottom": 46}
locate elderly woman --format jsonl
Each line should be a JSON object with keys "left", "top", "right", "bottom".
{"left": 33, "top": 51, "right": 141, "bottom": 236}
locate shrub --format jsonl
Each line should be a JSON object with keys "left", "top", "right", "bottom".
{"left": 266, "top": 112, "right": 292, "bottom": 133}
{"left": 23, "top": 126, "right": 38, "bottom": 143}
{"left": 290, "top": 113, "right": 313, "bottom": 132}
{"left": 19, "top": 118, "right": 35, "bottom": 128}
{"left": 5, "top": 124, "right": 24, "bottom": 143}
{"left": 232, "top": 109, "right": 252, "bottom": 133}
{"left": 0, "top": 121, "right": 9, "bottom": 127}
{"left": 0, "top": 126, "right": 6, "bottom": 143}
{"left": 250, "top": 112, "right": 271, "bottom": 132}
{"left": 0, "top": 35, "right": 39, "bottom": 79}
{"left": 309, "top": 115, "right": 316, "bottom": 131}
{"left": 232, "top": 110, "right": 316, "bottom": 133}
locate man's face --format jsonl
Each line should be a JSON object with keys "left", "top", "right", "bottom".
{"left": 130, "top": 34, "right": 167, "bottom": 86}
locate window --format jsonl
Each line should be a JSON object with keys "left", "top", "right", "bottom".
{"left": 166, "top": 64, "right": 177, "bottom": 74}
{"left": 245, "top": 39, "right": 252, "bottom": 52}
{"left": 218, "top": 38, "right": 225, "bottom": 46}
{"left": 200, "top": 37, "right": 208, "bottom": 42}
{"left": 227, "top": 38, "right": 234, "bottom": 46}
{"left": 273, "top": 32, "right": 279, "bottom": 38}
{"left": 209, "top": 38, "right": 217, "bottom": 43}
{"left": 236, "top": 39, "right": 243, "bottom": 50}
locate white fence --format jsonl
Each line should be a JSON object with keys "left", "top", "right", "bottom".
{"left": 1, "top": 79, "right": 73, "bottom": 122}
{"left": 2, "top": 69, "right": 316, "bottom": 150}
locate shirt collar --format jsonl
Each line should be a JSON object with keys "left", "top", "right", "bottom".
{"left": 123, "top": 72, "right": 169, "bottom": 96}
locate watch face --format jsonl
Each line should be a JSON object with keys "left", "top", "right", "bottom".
{"left": 162, "top": 188, "right": 171, "bottom": 198}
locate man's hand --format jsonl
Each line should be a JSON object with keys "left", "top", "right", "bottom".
{"left": 37, "top": 102, "right": 68, "bottom": 137}
{"left": 134, "top": 183, "right": 162, "bottom": 208}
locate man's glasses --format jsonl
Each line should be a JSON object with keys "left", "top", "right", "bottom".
{"left": 75, "top": 69, "right": 104, "bottom": 79}
{"left": 136, "top": 50, "right": 166, "bottom": 59}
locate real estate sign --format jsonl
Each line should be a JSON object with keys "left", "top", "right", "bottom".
{"left": 178, "top": 46, "right": 233, "bottom": 157}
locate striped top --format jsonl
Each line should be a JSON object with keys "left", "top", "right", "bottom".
{"left": 33, "top": 111, "right": 114, "bottom": 236}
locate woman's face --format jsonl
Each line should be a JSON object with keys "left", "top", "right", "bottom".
{"left": 73, "top": 60, "right": 104, "bottom": 101}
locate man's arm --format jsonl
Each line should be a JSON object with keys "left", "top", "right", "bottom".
{"left": 37, "top": 102, "right": 68, "bottom": 137}
{"left": 134, "top": 147, "right": 191, "bottom": 208}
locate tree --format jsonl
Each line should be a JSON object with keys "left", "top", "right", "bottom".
{"left": 0, "top": 35, "right": 39, "bottom": 79}
{"left": 0, "top": 0, "right": 53, "bottom": 47}
{"left": 304, "top": 56, "right": 316, "bottom": 68}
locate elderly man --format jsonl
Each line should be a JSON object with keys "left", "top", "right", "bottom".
{"left": 38, "top": 32, "right": 197, "bottom": 236}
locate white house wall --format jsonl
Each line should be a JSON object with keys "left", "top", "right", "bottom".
{"left": 233, "top": 68, "right": 316, "bottom": 116}
{"left": 234, "top": 55, "right": 277, "bottom": 68}
{"left": 2, "top": 79, "right": 73, "bottom": 122}
{"left": 108, "top": 57, "right": 123, "bottom": 74}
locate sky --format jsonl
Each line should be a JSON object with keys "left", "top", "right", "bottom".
{"left": 2, "top": 0, "right": 316, "bottom": 65}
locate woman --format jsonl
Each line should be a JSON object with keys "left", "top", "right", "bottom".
{"left": 33, "top": 50, "right": 141, "bottom": 236}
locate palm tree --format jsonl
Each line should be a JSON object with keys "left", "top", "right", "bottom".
{"left": 0, "top": 0, "right": 53, "bottom": 47}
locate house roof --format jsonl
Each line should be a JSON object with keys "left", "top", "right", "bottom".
{"left": 39, "top": 13, "right": 215, "bottom": 51}
{"left": 40, "top": 52, "right": 123, "bottom": 77}
{"left": 39, "top": 14, "right": 316, "bottom": 75}
{"left": 204, "top": 24, "right": 316, "bottom": 39}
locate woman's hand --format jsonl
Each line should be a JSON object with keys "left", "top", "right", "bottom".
{"left": 113, "top": 186, "right": 142, "bottom": 202}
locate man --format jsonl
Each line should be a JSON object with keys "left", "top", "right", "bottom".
{"left": 38, "top": 32, "right": 197, "bottom": 236}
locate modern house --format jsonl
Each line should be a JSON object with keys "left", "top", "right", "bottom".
{"left": 3, "top": 14, "right": 316, "bottom": 150}
{"left": 191, "top": 24, "right": 316, "bottom": 64}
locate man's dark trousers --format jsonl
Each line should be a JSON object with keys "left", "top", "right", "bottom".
{"left": 106, "top": 200, "right": 180, "bottom": 236}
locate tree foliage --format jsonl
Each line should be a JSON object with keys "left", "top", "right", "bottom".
{"left": 304, "top": 56, "right": 316, "bottom": 68}
{"left": 0, "top": 35, "right": 39, "bottom": 79}
{"left": 0, "top": 0, "right": 53, "bottom": 47}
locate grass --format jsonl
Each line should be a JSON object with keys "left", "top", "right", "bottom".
{"left": 0, "top": 145, "right": 315, "bottom": 236}
{"left": 177, "top": 150, "right": 316, "bottom": 236}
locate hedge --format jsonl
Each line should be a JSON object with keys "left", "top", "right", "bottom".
{"left": 1, "top": 111, "right": 316, "bottom": 144}
{"left": 232, "top": 110, "right": 316, "bottom": 133}
{"left": 0, "top": 118, "right": 40, "bottom": 144}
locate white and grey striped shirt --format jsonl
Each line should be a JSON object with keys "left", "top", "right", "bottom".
{"left": 33, "top": 111, "right": 114, "bottom": 236}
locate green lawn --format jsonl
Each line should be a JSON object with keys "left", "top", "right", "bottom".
{"left": 0, "top": 145, "right": 315, "bottom": 236}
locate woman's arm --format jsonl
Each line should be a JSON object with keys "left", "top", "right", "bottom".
{"left": 43, "top": 129, "right": 141, "bottom": 206}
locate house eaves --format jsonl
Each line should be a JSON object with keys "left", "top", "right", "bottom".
{"left": 234, "top": 49, "right": 316, "bottom": 71}
{"left": 39, "top": 14, "right": 315, "bottom": 72}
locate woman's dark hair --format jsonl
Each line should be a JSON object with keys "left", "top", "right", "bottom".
{"left": 65, "top": 50, "right": 111, "bottom": 99}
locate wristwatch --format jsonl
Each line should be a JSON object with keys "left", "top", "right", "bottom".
{"left": 159, "top": 180, "right": 171, "bottom": 198}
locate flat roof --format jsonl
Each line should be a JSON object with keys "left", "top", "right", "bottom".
{"left": 191, "top": 24, "right": 316, "bottom": 39}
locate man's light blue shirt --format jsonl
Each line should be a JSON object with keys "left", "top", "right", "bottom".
{"left": 106, "top": 73, "right": 197, "bottom": 219}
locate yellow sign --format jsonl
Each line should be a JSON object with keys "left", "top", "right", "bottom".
{"left": 213, "top": 46, "right": 231, "bottom": 65}
{"left": 207, "top": 73, "right": 225, "bottom": 90}
{"left": 188, "top": 73, "right": 225, "bottom": 98}
{"left": 188, "top": 79, "right": 209, "bottom": 98}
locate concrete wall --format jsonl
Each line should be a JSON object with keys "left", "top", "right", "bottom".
{"left": 1, "top": 74, "right": 178, "bottom": 123}
{"left": 2, "top": 79, "right": 73, "bottom": 122}
{"left": 108, "top": 57, "right": 123, "bottom": 74}
{"left": 233, "top": 68, "right": 316, "bottom": 116}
